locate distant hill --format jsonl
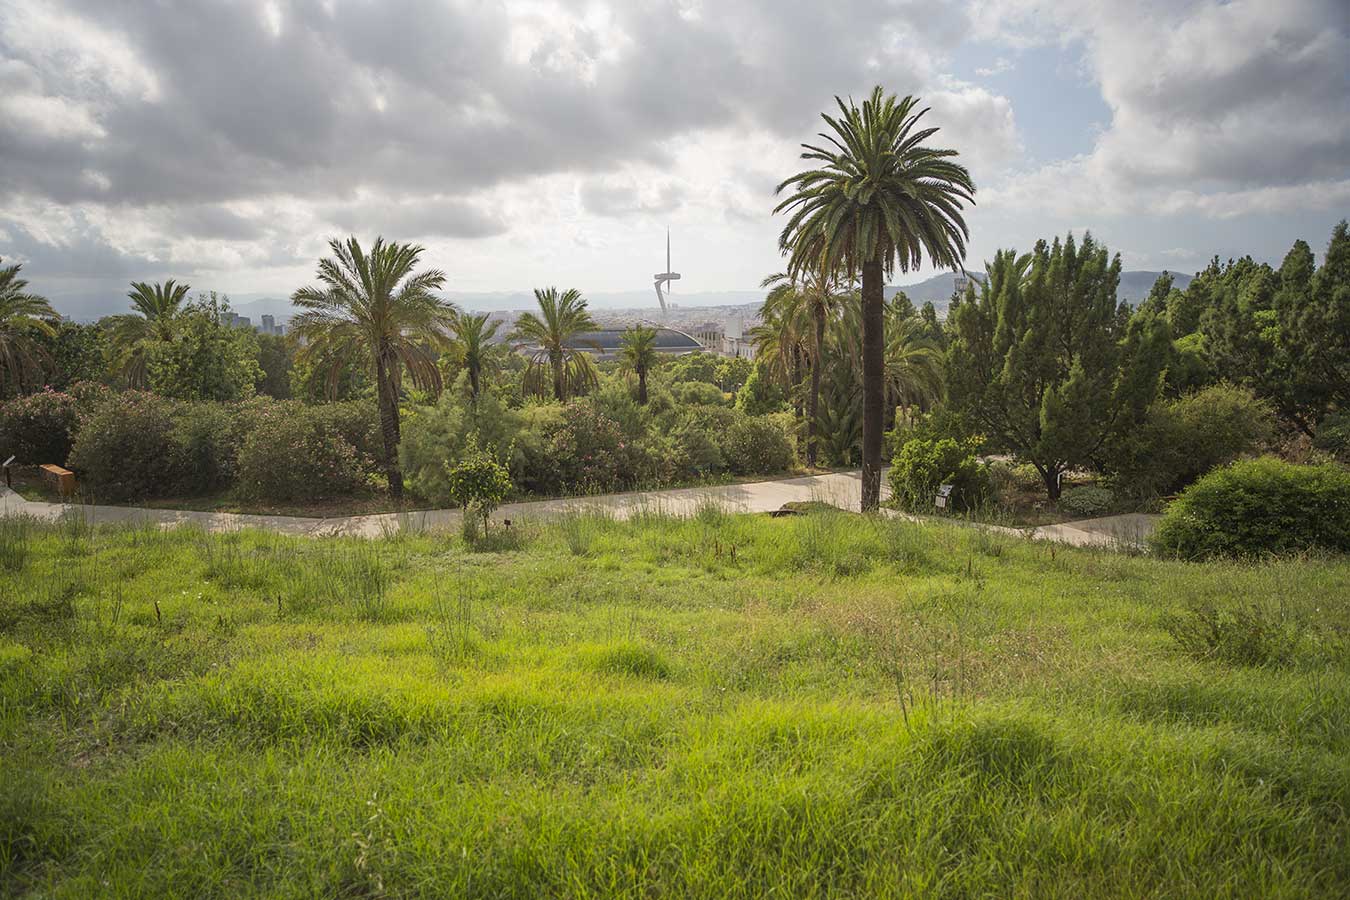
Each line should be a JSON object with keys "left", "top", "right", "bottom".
{"left": 888, "top": 270, "right": 1192, "bottom": 313}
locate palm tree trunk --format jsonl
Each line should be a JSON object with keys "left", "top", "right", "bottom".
{"left": 861, "top": 259, "right": 885, "bottom": 512}
{"left": 375, "top": 346, "right": 404, "bottom": 500}
{"left": 638, "top": 367, "right": 648, "bottom": 405}
{"left": 469, "top": 363, "right": 480, "bottom": 403}
{"left": 551, "top": 350, "right": 565, "bottom": 401}
{"left": 808, "top": 306, "right": 824, "bottom": 467}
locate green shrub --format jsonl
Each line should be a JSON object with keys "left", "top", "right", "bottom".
{"left": 720, "top": 414, "right": 795, "bottom": 476}
{"left": 672, "top": 419, "right": 725, "bottom": 477}
{"left": 401, "top": 391, "right": 522, "bottom": 504}
{"left": 1150, "top": 457, "right": 1350, "bottom": 559}
{"left": 235, "top": 406, "right": 366, "bottom": 501}
{"left": 170, "top": 402, "right": 242, "bottom": 495}
{"left": 1058, "top": 486, "right": 1114, "bottom": 518}
{"left": 0, "top": 389, "right": 78, "bottom": 466}
{"left": 889, "top": 437, "right": 990, "bottom": 513}
{"left": 308, "top": 401, "right": 382, "bottom": 464}
{"left": 446, "top": 439, "right": 513, "bottom": 535}
{"left": 66, "top": 392, "right": 182, "bottom": 500}
{"left": 1105, "top": 383, "right": 1274, "bottom": 500}
{"left": 734, "top": 366, "right": 787, "bottom": 416}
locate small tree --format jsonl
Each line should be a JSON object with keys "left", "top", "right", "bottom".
{"left": 445, "top": 438, "right": 513, "bottom": 536}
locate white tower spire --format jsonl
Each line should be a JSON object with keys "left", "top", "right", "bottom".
{"left": 654, "top": 229, "right": 681, "bottom": 314}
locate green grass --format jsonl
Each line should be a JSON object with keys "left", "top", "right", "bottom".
{"left": 1, "top": 509, "right": 1348, "bottom": 898}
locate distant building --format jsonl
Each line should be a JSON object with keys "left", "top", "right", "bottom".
{"left": 220, "top": 309, "right": 283, "bottom": 336}
{"left": 688, "top": 317, "right": 755, "bottom": 360}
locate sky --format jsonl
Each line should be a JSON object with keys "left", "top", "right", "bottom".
{"left": 1, "top": 0, "right": 1347, "bottom": 318}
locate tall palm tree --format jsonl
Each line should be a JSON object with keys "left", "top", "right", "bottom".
{"left": 447, "top": 311, "right": 503, "bottom": 402}
{"left": 618, "top": 324, "right": 660, "bottom": 404}
{"left": 762, "top": 265, "right": 847, "bottom": 467}
{"left": 0, "top": 258, "right": 57, "bottom": 395}
{"left": 107, "top": 279, "right": 191, "bottom": 386}
{"left": 291, "top": 236, "right": 455, "bottom": 500}
{"left": 776, "top": 87, "right": 974, "bottom": 510}
{"left": 511, "top": 287, "right": 599, "bottom": 401}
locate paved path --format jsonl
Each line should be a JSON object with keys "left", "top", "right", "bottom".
{"left": 0, "top": 474, "right": 1156, "bottom": 547}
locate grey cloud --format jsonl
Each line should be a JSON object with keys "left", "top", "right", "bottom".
{"left": 320, "top": 197, "right": 509, "bottom": 240}
{"left": 579, "top": 179, "right": 686, "bottom": 218}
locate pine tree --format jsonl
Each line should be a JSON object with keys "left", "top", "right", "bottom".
{"left": 947, "top": 233, "right": 1169, "bottom": 499}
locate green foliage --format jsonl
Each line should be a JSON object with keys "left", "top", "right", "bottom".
{"left": 145, "top": 298, "right": 262, "bottom": 401}
{"left": 37, "top": 320, "right": 111, "bottom": 390}
{"left": 1058, "top": 486, "right": 1114, "bottom": 518}
{"left": 0, "top": 389, "right": 78, "bottom": 465}
{"left": 541, "top": 401, "right": 637, "bottom": 495}
{"left": 1151, "top": 457, "right": 1350, "bottom": 559}
{"left": 290, "top": 236, "right": 456, "bottom": 500}
{"left": 170, "top": 402, "right": 241, "bottom": 495}
{"left": 666, "top": 350, "right": 729, "bottom": 388}
{"left": 1313, "top": 409, "right": 1350, "bottom": 462}
{"left": 720, "top": 413, "right": 796, "bottom": 476}
{"left": 947, "top": 234, "right": 1170, "bottom": 498}
{"left": 1165, "top": 331, "right": 1212, "bottom": 396}
{"left": 401, "top": 388, "right": 523, "bottom": 505}
{"left": 1103, "top": 383, "right": 1274, "bottom": 500}
{"left": 735, "top": 364, "right": 787, "bottom": 416}
{"left": 254, "top": 333, "right": 292, "bottom": 398}
{"left": 889, "top": 437, "right": 989, "bottom": 512}
{"left": 511, "top": 287, "right": 599, "bottom": 401}
{"left": 445, "top": 438, "right": 513, "bottom": 533}
{"left": 66, "top": 391, "right": 182, "bottom": 500}
{"left": 714, "top": 356, "right": 753, "bottom": 393}
{"left": 0, "top": 258, "right": 57, "bottom": 395}
{"left": 670, "top": 380, "right": 727, "bottom": 407}
{"left": 235, "top": 406, "right": 368, "bottom": 502}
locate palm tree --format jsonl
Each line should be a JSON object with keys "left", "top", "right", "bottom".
{"left": 447, "top": 311, "right": 503, "bottom": 402}
{"left": 618, "top": 325, "right": 660, "bottom": 404}
{"left": 776, "top": 87, "right": 974, "bottom": 511}
{"left": 748, "top": 280, "right": 806, "bottom": 402}
{"left": 291, "top": 236, "right": 455, "bottom": 500}
{"left": 511, "top": 287, "right": 599, "bottom": 401}
{"left": 884, "top": 304, "right": 945, "bottom": 421}
{"left": 0, "top": 259, "right": 57, "bottom": 395}
{"left": 762, "top": 266, "right": 847, "bottom": 467}
{"left": 107, "top": 279, "right": 191, "bottom": 386}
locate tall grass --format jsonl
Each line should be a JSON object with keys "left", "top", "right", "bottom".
{"left": 0, "top": 511, "right": 1347, "bottom": 896}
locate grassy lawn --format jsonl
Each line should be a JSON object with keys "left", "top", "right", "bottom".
{"left": 1, "top": 509, "right": 1347, "bottom": 897}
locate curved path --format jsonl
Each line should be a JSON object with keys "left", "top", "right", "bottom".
{"left": 0, "top": 473, "right": 1155, "bottom": 547}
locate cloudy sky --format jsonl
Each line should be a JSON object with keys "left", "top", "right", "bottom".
{"left": 2, "top": 0, "right": 1347, "bottom": 317}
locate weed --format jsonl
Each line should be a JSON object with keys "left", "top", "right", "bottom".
{"left": 1164, "top": 600, "right": 1305, "bottom": 667}
{"left": 0, "top": 516, "right": 32, "bottom": 572}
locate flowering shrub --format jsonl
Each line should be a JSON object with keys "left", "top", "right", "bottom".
{"left": 235, "top": 406, "right": 367, "bottom": 501}
{"left": 0, "top": 389, "right": 78, "bottom": 465}
{"left": 542, "top": 402, "right": 637, "bottom": 494}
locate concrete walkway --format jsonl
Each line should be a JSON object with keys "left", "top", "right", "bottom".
{"left": 0, "top": 473, "right": 1157, "bottom": 547}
